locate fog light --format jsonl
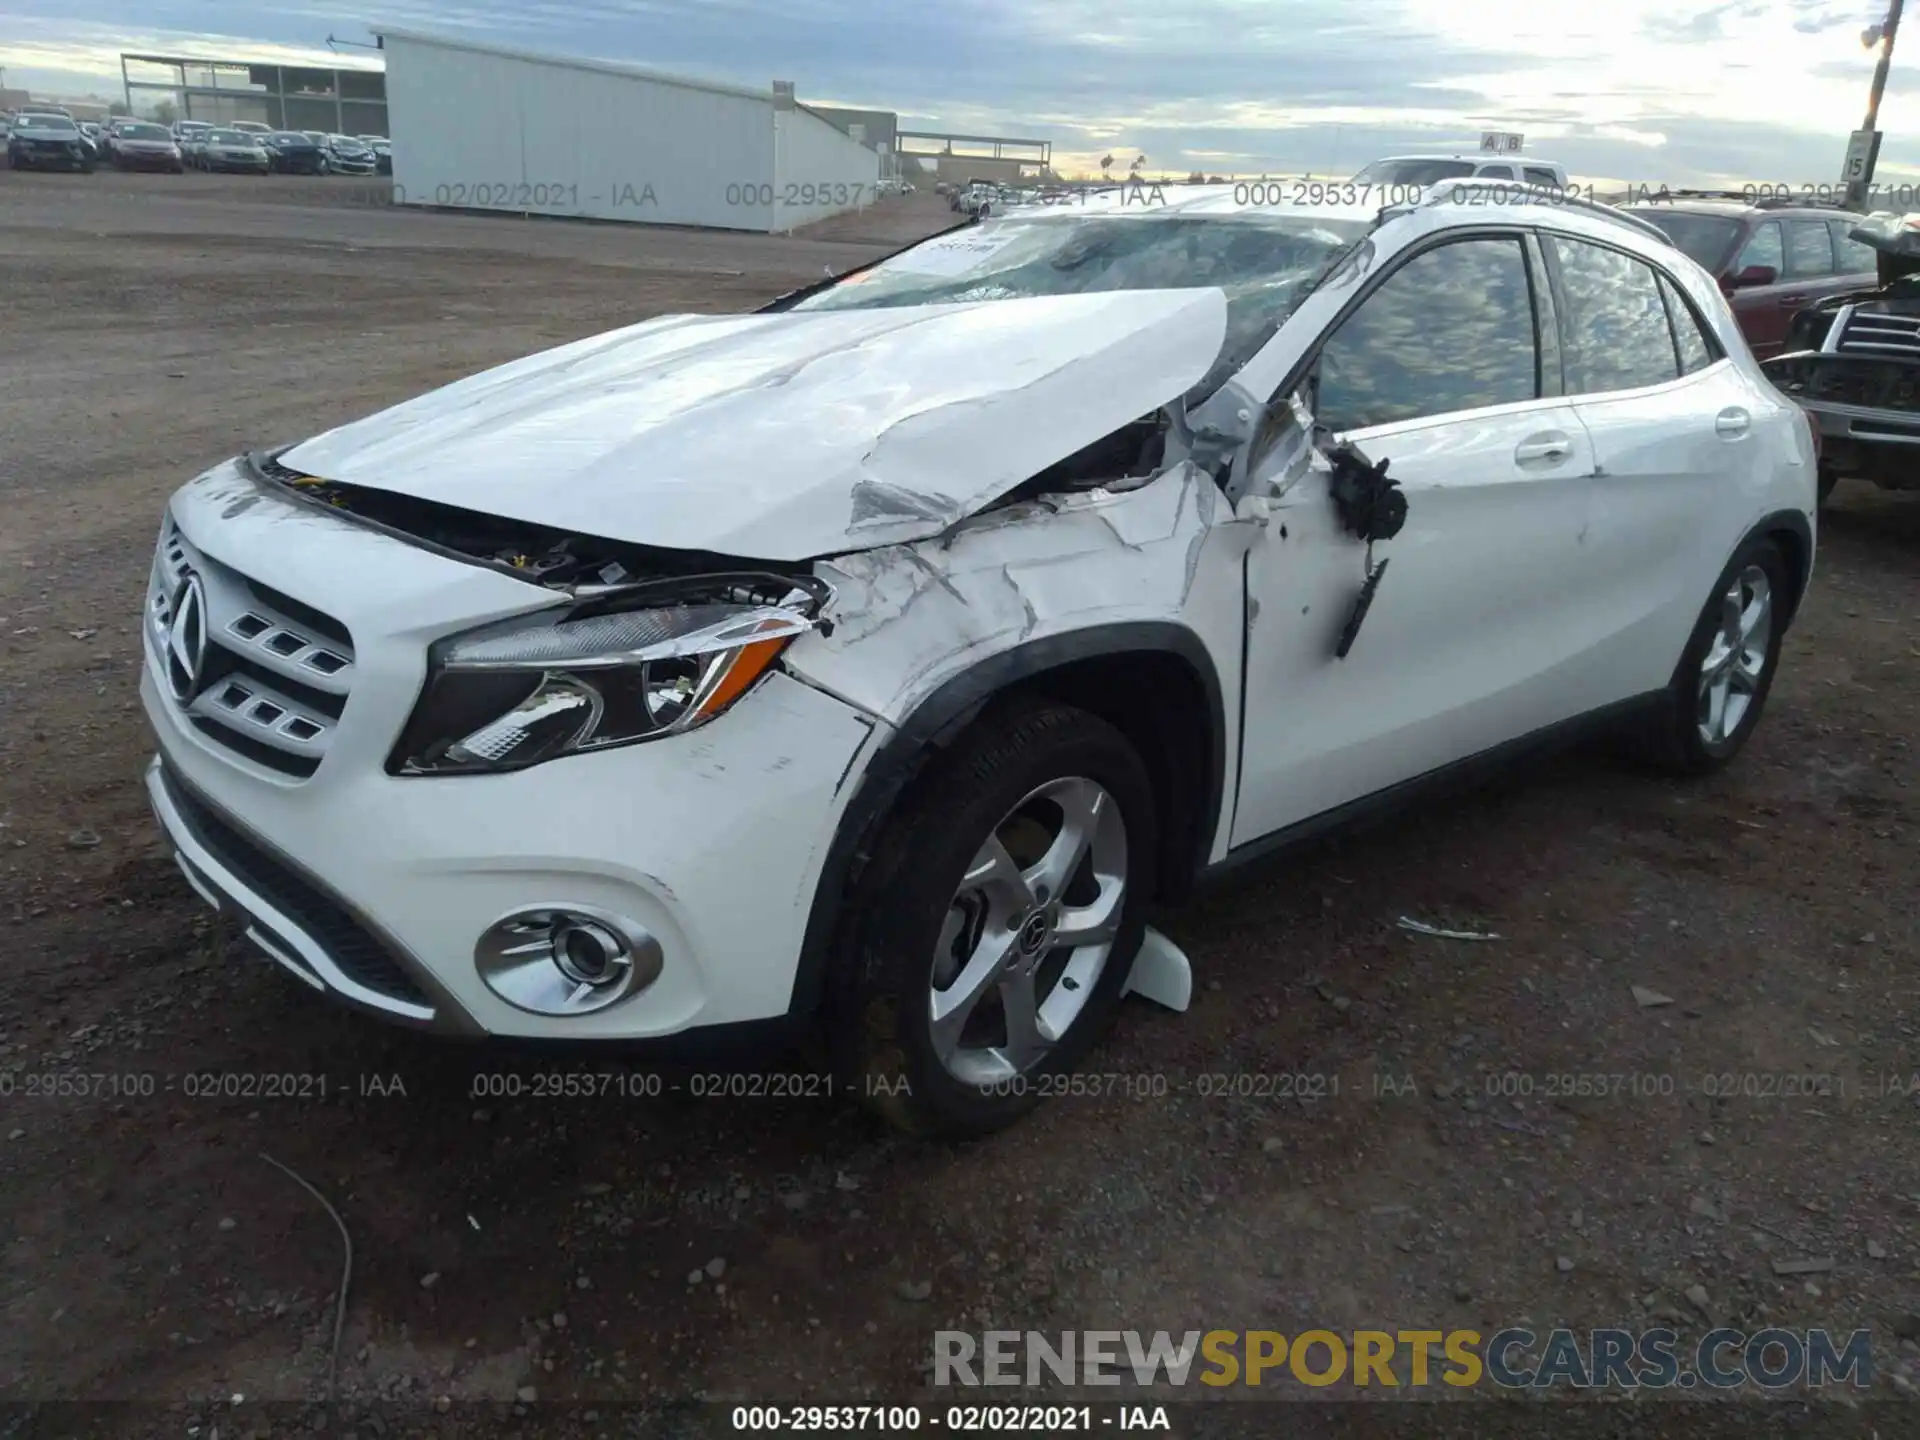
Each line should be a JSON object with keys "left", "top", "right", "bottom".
{"left": 475, "top": 906, "right": 663, "bottom": 1016}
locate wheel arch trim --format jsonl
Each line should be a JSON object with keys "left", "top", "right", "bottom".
{"left": 784, "top": 621, "right": 1227, "bottom": 1020}
{"left": 1746, "top": 506, "right": 1814, "bottom": 629}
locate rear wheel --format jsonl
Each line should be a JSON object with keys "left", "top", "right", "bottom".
{"left": 828, "top": 698, "right": 1155, "bottom": 1137}
{"left": 1620, "top": 537, "right": 1788, "bottom": 775}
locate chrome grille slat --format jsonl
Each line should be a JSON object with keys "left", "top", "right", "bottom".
{"left": 148, "top": 516, "right": 356, "bottom": 780}
{"left": 1837, "top": 311, "right": 1920, "bottom": 359}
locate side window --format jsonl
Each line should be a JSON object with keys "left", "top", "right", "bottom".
{"left": 1522, "top": 166, "right": 1560, "bottom": 187}
{"left": 1831, "top": 221, "right": 1879, "bottom": 275}
{"left": 1549, "top": 235, "right": 1680, "bottom": 393}
{"left": 1784, "top": 220, "right": 1835, "bottom": 278}
{"left": 1734, "top": 221, "right": 1783, "bottom": 277}
{"left": 1656, "top": 273, "right": 1717, "bottom": 374}
{"left": 1476, "top": 164, "right": 1516, "bottom": 179}
{"left": 1314, "top": 237, "right": 1539, "bottom": 432}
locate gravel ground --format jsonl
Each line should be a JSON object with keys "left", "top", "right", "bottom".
{"left": 0, "top": 169, "right": 1916, "bottom": 1438}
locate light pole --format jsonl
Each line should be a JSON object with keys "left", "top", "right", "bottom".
{"left": 1846, "top": 0, "right": 1904, "bottom": 209}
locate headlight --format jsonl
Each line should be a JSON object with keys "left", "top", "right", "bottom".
{"left": 389, "top": 575, "right": 829, "bottom": 776}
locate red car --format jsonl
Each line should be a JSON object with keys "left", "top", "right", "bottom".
{"left": 106, "top": 120, "right": 184, "bottom": 173}
{"left": 1623, "top": 193, "right": 1878, "bottom": 359}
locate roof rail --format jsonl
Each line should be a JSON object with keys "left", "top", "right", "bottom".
{"left": 1387, "top": 178, "right": 1673, "bottom": 247}
{"left": 1629, "top": 188, "right": 1851, "bottom": 213}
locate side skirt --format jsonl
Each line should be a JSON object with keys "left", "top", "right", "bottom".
{"left": 1200, "top": 690, "right": 1668, "bottom": 885}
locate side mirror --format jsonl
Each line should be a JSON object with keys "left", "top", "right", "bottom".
{"left": 1726, "top": 263, "right": 1779, "bottom": 290}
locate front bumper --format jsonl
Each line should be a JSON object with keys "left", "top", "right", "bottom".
{"left": 142, "top": 463, "right": 883, "bottom": 1041}
{"left": 11, "top": 148, "right": 87, "bottom": 170}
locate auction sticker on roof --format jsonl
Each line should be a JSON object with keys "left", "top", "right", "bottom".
{"left": 884, "top": 229, "right": 1022, "bottom": 276}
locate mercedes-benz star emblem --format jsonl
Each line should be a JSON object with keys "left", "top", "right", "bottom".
{"left": 165, "top": 573, "right": 208, "bottom": 704}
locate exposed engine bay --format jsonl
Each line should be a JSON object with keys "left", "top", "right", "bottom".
{"left": 250, "top": 449, "right": 825, "bottom": 609}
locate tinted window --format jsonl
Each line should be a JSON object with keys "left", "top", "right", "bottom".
{"left": 1477, "top": 164, "right": 1516, "bottom": 179}
{"left": 1831, "top": 222, "right": 1879, "bottom": 275}
{"left": 1352, "top": 158, "right": 1477, "bottom": 186}
{"left": 1522, "top": 166, "right": 1561, "bottom": 186}
{"left": 1734, "top": 221, "right": 1783, "bottom": 276}
{"left": 1657, "top": 274, "right": 1716, "bottom": 374}
{"left": 1314, "top": 238, "right": 1539, "bottom": 432}
{"left": 1626, "top": 211, "right": 1743, "bottom": 271}
{"left": 1785, "top": 220, "right": 1835, "bottom": 278}
{"left": 1550, "top": 236, "right": 1680, "bottom": 393}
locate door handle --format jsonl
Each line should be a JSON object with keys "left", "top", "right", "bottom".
{"left": 1715, "top": 407, "right": 1751, "bottom": 438}
{"left": 1514, "top": 432, "right": 1572, "bottom": 464}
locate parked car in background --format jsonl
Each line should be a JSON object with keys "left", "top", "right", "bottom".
{"left": 6, "top": 113, "right": 95, "bottom": 172}
{"left": 199, "top": 128, "right": 272, "bottom": 174}
{"left": 1622, "top": 193, "right": 1878, "bottom": 360}
{"left": 109, "top": 121, "right": 185, "bottom": 173}
{"left": 1352, "top": 154, "right": 1571, "bottom": 189}
{"left": 358, "top": 135, "right": 392, "bottom": 174}
{"left": 98, "top": 116, "right": 132, "bottom": 161}
{"left": 230, "top": 121, "right": 272, "bottom": 137}
{"left": 1764, "top": 210, "right": 1920, "bottom": 505}
{"left": 264, "top": 130, "right": 328, "bottom": 175}
{"left": 138, "top": 182, "right": 1814, "bottom": 1136}
{"left": 172, "top": 120, "right": 213, "bottom": 159}
{"left": 321, "top": 134, "right": 377, "bottom": 175}
{"left": 78, "top": 122, "right": 103, "bottom": 159}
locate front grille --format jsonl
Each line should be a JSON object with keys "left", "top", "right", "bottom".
{"left": 1837, "top": 310, "right": 1920, "bottom": 359}
{"left": 157, "top": 764, "right": 430, "bottom": 1008}
{"left": 148, "top": 516, "right": 355, "bottom": 779}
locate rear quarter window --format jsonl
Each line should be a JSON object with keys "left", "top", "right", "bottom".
{"left": 1831, "top": 222, "right": 1879, "bottom": 275}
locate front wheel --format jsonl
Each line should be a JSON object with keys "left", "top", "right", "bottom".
{"left": 828, "top": 698, "right": 1156, "bottom": 1137}
{"left": 1621, "top": 537, "right": 1789, "bottom": 775}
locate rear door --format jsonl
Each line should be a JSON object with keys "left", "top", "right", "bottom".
{"left": 1778, "top": 216, "right": 1846, "bottom": 326}
{"left": 1231, "top": 231, "right": 1606, "bottom": 843}
{"left": 1547, "top": 231, "right": 1755, "bottom": 695}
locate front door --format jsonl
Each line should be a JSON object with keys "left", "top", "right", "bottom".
{"left": 1231, "top": 233, "right": 1605, "bottom": 845}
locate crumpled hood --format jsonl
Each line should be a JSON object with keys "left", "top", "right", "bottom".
{"left": 277, "top": 289, "right": 1229, "bottom": 560}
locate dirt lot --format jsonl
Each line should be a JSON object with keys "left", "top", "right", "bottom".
{"left": 1, "top": 169, "right": 1917, "bottom": 1436}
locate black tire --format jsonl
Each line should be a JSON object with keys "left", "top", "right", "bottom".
{"left": 827, "top": 697, "right": 1156, "bottom": 1138}
{"left": 1619, "top": 536, "right": 1790, "bottom": 776}
{"left": 1817, "top": 467, "right": 1839, "bottom": 508}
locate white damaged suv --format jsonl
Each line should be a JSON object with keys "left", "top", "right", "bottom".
{"left": 142, "top": 183, "right": 1816, "bottom": 1135}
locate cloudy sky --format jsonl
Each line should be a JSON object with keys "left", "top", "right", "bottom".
{"left": 3, "top": 0, "right": 1915, "bottom": 184}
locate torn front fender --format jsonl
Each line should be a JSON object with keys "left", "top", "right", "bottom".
{"left": 784, "top": 462, "right": 1254, "bottom": 866}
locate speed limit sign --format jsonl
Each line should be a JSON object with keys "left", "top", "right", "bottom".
{"left": 1843, "top": 128, "right": 1882, "bottom": 183}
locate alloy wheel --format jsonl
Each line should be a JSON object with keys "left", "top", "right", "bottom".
{"left": 927, "top": 776, "right": 1128, "bottom": 1087}
{"left": 1697, "top": 564, "right": 1772, "bottom": 748}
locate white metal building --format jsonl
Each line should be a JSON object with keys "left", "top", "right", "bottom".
{"left": 375, "top": 27, "right": 882, "bottom": 232}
